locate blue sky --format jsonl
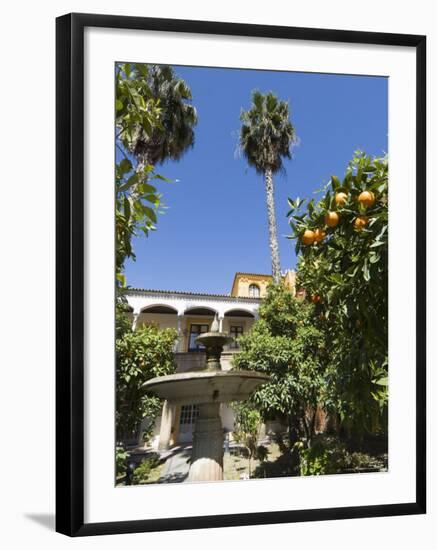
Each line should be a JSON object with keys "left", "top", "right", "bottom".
{"left": 123, "top": 66, "right": 387, "bottom": 294}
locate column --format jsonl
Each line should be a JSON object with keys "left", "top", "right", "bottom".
{"left": 158, "top": 400, "right": 176, "bottom": 451}
{"left": 176, "top": 314, "right": 185, "bottom": 352}
{"left": 172, "top": 406, "right": 181, "bottom": 445}
{"left": 218, "top": 315, "right": 224, "bottom": 332}
{"left": 132, "top": 311, "right": 140, "bottom": 331}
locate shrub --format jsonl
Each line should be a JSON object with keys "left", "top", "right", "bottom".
{"left": 116, "top": 445, "right": 130, "bottom": 478}
{"left": 234, "top": 283, "right": 327, "bottom": 447}
{"left": 132, "top": 454, "right": 161, "bottom": 484}
{"left": 116, "top": 324, "right": 177, "bottom": 442}
{"left": 296, "top": 435, "right": 386, "bottom": 476}
{"left": 256, "top": 445, "right": 269, "bottom": 462}
{"left": 297, "top": 436, "right": 347, "bottom": 476}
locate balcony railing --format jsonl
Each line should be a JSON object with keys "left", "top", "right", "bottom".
{"left": 174, "top": 352, "right": 206, "bottom": 372}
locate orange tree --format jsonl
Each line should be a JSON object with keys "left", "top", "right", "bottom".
{"left": 116, "top": 318, "right": 177, "bottom": 443}
{"left": 287, "top": 152, "right": 388, "bottom": 435}
{"left": 233, "top": 283, "right": 327, "bottom": 450}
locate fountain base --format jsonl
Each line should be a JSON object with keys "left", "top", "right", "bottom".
{"left": 188, "top": 403, "right": 224, "bottom": 482}
{"left": 143, "top": 323, "right": 270, "bottom": 483}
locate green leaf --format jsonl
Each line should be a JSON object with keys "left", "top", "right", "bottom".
{"left": 136, "top": 182, "right": 157, "bottom": 195}
{"left": 331, "top": 175, "right": 341, "bottom": 190}
{"left": 124, "top": 196, "right": 131, "bottom": 220}
{"left": 118, "top": 174, "right": 139, "bottom": 193}
{"left": 287, "top": 197, "right": 295, "bottom": 209}
{"left": 329, "top": 273, "right": 343, "bottom": 284}
{"left": 116, "top": 272, "right": 126, "bottom": 287}
{"left": 145, "top": 194, "right": 160, "bottom": 204}
{"left": 153, "top": 173, "right": 172, "bottom": 182}
{"left": 119, "top": 158, "right": 132, "bottom": 175}
{"left": 144, "top": 206, "right": 157, "bottom": 223}
{"left": 361, "top": 258, "right": 370, "bottom": 281}
{"left": 370, "top": 240, "right": 385, "bottom": 248}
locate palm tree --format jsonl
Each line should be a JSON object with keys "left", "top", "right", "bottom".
{"left": 239, "top": 91, "right": 296, "bottom": 284}
{"left": 130, "top": 65, "right": 198, "bottom": 171}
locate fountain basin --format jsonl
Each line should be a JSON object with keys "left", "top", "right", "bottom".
{"left": 144, "top": 369, "right": 269, "bottom": 482}
{"left": 195, "top": 331, "right": 232, "bottom": 347}
{"left": 143, "top": 370, "right": 269, "bottom": 405}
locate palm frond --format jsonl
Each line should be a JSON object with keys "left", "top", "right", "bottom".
{"left": 127, "top": 64, "right": 198, "bottom": 166}
{"left": 239, "top": 90, "right": 296, "bottom": 174}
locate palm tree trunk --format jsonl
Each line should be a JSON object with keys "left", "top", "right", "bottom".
{"left": 264, "top": 167, "right": 281, "bottom": 284}
{"left": 136, "top": 152, "right": 149, "bottom": 175}
{"left": 133, "top": 152, "right": 150, "bottom": 199}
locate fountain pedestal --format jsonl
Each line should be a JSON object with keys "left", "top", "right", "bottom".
{"left": 189, "top": 403, "right": 223, "bottom": 481}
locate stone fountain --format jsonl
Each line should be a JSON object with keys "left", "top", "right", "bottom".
{"left": 143, "top": 314, "right": 269, "bottom": 482}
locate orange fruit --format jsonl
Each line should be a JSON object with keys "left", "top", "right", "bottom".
{"left": 314, "top": 228, "right": 326, "bottom": 243}
{"left": 358, "top": 190, "right": 375, "bottom": 208}
{"left": 354, "top": 216, "right": 369, "bottom": 230}
{"left": 311, "top": 294, "right": 321, "bottom": 303}
{"left": 301, "top": 229, "right": 315, "bottom": 245}
{"left": 335, "top": 192, "right": 348, "bottom": 207}
{"left": 325, "top": 211, "right": 339, "bottom": 227}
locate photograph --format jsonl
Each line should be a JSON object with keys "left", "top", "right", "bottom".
{"left": 114, "top": 62, "right": 389, "bottom": 486}
{"left": 0, "top": 0, "right": 430, "bottom": 544}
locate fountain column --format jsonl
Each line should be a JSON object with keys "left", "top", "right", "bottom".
{"left": 158, "top": 400, "right": 175, "bottom": 450}
{"left": 188, "top": 403, "right": 224, "bottom": 482}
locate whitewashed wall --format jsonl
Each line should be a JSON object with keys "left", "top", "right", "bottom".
{"left": 125, "top": 289, "right": 260, "bottom": 318}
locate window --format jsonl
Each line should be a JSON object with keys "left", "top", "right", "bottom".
{"left": 249, "top": 283, "right": 260, "bottom": 298}
{"left": 188, "top": 324, "right": 209, "bottom": 351}
{"left": 229, "top": 325, "right": 243, "bottom": 349}
{"left": 179, "top": 404, "right": 199, "bottom": 425}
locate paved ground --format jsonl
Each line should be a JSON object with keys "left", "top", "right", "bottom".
{"left": 133, "top": 440, "right": 274, "bottom": 483}
{"left": 158, "top": 445, "right": 192, "bottom": 483}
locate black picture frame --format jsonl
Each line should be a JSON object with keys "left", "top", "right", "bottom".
{"left": 56, "top": 12, "right": 426, "bottom": 537}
